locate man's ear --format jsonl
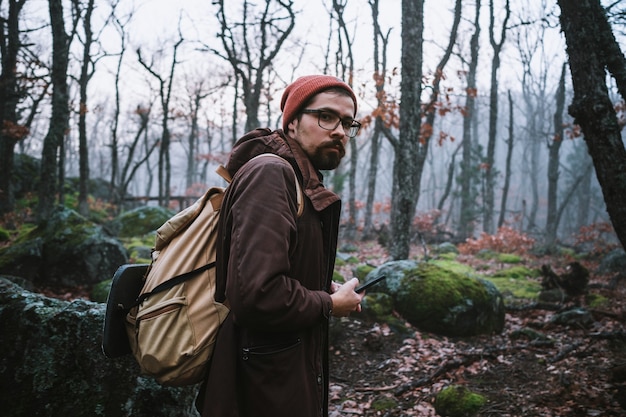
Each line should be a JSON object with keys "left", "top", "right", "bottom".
{"left": 286, "top": 118, "right": 298, "bottom": 139}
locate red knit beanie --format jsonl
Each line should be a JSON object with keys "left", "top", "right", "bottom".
{"left": 280, "top": 75, "right": 357, "bottom": 132}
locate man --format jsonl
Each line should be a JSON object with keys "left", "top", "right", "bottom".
{"left": 198, "top": 75, "right": 364, "bottom": 417}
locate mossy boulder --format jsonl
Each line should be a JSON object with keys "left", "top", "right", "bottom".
{"left": 434, "top": 385, "right": 486, "bottom": 417}
{"left": 361, "top": 292, "right": 411, "bottom": 335}
{"left": 433, "top": 242, "right": 459, "bottom": 256}
{"left": 0, "top": 206, "right": 127, "bottom": 288}
{"left": 107, "top": 206, "right": 175, "bottom": 238}
{"left": 368, "top": 260, "right": 505, "bottom": 337}
{"left": 0, "top": 278, "right": 200, "bottom": 417}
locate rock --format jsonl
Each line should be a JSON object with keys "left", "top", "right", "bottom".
{"left": 597, "top": 249, "right": 626, "bottom": 275}
{"left": 0, "top": 206, "right": 128, "bottom": 288}
{"left": 434, "top": 385, "right": 486, "bottom": 417}
{"left": 433, "top": 242, "right": 459, "bottom": 256}
{"left": 0, "top": 278, "right": 200, "bottom": 417}
{"left": 106, "top": 206, "right": 174, "bottom": 238}
{"left": 550, "top": 307, "right": 595, "bottom": 328}
{"left": 367, "top": 260, "right": 505, "bottom": 337}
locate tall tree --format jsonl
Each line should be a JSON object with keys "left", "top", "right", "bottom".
{"left": 545, "top": 63, "right": 566, "bottom": 249}
{"left": 37, "top": 0, "right": 78, "bottom": 222}
{"left": 558, "top": 0, "right": 626, "bottom": 249}
{"left": 76, "top": 0, "right": 96, "bottom": 216}
{"left": 362, "top": 0, "right": 392, "bottom": 240}
{"left": 331, "top": 0, "right": 358, "bottom": 241}
{"left": 483, "top": 0, "right": 510, "bottom": 234}
{"left": 389, "top": 0, "right": 424, "bottom": 260}
{"left": 497, "top": 90, "right": 514, "bottom": 228}
{"left": 211, "top": 0, "right": 295, "bottom": 134}
{"left": 137, "top": 34, "right": 183, "bottom": 207}
{"left": 0, "top": 0, "right": 27, "bottom": 215}
{"left": 106, "top": 0, "right": 129, "bottom": 208}
{"left": 458, "top": 0, "right": 481, "bottom": 241}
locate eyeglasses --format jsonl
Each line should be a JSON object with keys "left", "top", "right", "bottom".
{"left": 301, "top": 109, "right": 361, "bottom": 138}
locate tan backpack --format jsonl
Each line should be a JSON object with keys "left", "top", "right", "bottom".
{"left": 103, "top": 154, "right": 302, "bottom": 387}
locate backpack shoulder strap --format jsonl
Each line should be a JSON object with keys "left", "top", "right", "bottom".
{"left": 216, "top": 153, "right": 304, "bottom": 217}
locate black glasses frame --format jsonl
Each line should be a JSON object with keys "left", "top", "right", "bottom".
{"left": 301, "top": 109, "right": 361, "bottom": 138}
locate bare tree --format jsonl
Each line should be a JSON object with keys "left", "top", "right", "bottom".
{"left": 389, "top": 0, "right": 424, "bottom": 260}
{"left": 497, "top": 90, "right": 515, "bottom": 228}
{"left": 137, "top": 32, "right": 184, "bottom": 207}
{"left": 458, "top": 0, "right": 481, "bottom": 241}
{"left": 37, "top": 0, "right": 79, "bottom": 222}
{"left": 483, "top": 0, "right": 510, "bottom": 234}
{"left": 106, "top": 0, "right": 131, "bottom": 207}
{"left": 545, "top": 63, "right": 566, "bottom": 249}
{"left": 330, "top": 0, "right": 358, "bottom": 241}
{"left": 75, "top": 0, "right": 96, "bottom": 216}
{"left": 211, "top": 0, "right": 296, "bottom": 134}
{"left": 0, "top": 0, "right": 27, "bottom": 215}
{"left": 362, "top": 0, "right": 392, "bottom": 240}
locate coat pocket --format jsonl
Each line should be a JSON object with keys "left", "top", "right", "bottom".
{"left": 242, "top": 338, "right": 301, "bottom": 361}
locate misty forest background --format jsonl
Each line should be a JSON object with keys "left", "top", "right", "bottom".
{"left": 1, "top": 0, "right": 626, "bottom": 260}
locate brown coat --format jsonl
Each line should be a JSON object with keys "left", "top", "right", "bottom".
{"left": 199, "top": 129, "right": 341, "bottom": 417}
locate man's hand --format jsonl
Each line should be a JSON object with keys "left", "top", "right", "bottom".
{"left": 329, "top": 278, "right": 365, "bottom": 317}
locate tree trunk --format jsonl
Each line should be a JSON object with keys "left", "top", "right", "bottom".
{"left": 498, "top": 90, "right": 514, "bottom": 228}
{"left": 458, "top": 0, "right": 481, "bottom": 241}
{"left": 38, "top": 0, "right": 71, "bottom": 222}
{"left": 558, "top": 0, "right": 626, "bottom": 250}
{"left": 362, "top": 0, "right": 390, "bottom": 240}
{"left": 545, "top": 64, "right": 567, "bottom": 249}
{"left": 0, "top": 0, "right": 27, "bottom": 216}
{"left": 77, "top": 0, "right": 95, "bottom": 217}
{"left": 389, "top": 0, "right": 423, "bottom": 260}
{"left": 330, "top": 0, "right": 358, "bottom": 241}
{"left": 484, "top": 0, "right": 510, "bottom": 235}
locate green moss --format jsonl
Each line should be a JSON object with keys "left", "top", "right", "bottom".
{"left": 497, "top": 253, "right": 522, "bottom": 264}
{"left": 399, "top": 263, "right": 488, "bottom": 321}
{"left": 434, "top": 385, "right": 486, "bottom": 417}
{"left": 586, "top": 293, "right": 609, "bottom": 308}
{"left": 354, "top": 264, "right": 375, "bottom": 280}
{"left": 438, "top": 252, "right": 458, "bottom": 261}
{"left": 334, "top": 257, "right": 346, "bottom": 267}
{"left": 332, "top": 270, "right": 345, "bottom": 283}
{"left": 91, "top": 280, "right": 112, "bottom": 303}
{"left": 484, "top": 276, "right": 542, "bottom": 300}
{"left": 430, "top": 259, "right": 482, "bottom": 278}
{"left": 491, "top": 265, "right": 539, "bottom": 280}
{"left": 0, "top": 227, "right": 10, "bottom": 242}
{"left": 476, "top": 249, "right": 497, "bottom": 260}
{"left": 371, "top": 395, "right": 397, "bottom": 411}
{"left": 362, "top": 293, "right": 394, "bottom": 316}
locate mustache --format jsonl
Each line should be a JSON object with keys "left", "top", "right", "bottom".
{"left": 322, "top": 139, "right": 346, "bottom": 155}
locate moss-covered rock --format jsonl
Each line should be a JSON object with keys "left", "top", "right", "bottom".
{"left": 371, "top": 395, "right": 398, "bottom": 411}
{"left": 108, "top": 206, "right": 175, "bottom": 238}
{"left": 369, "top": 260, "right": 505, "bottom": 337}
{"left": 91, "top": 279, "right": 113, "bottom": 303}
{"left": 0, "top": 207, "right": 128, "bottom": 288}
{"left": 0, "top": 278, "right": 199, "bottom": 417}
{"left": 434, "top": 385, "right": 486, "bottom": 417}
{"left": 353, "top": 263, "right": 375, "bottom": 280}
{"left": 496, "top": 253, "right": 522, "bottom": 264}
{"left": 432, "top": 242, "right": 459, "bottom": 256}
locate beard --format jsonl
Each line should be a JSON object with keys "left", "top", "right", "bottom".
{"left": 309, "top": 140, "right": 346, "bottom": 170}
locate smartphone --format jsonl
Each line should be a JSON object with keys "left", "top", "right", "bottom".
{"left": 355, "top": 274, "right": 386, "bottom": 293}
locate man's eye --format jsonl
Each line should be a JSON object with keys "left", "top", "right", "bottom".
{"left": 319, "top": 112, "right": 337, "bottom": 122}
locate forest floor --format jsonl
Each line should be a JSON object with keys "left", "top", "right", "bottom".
{"left": 37, "top": 240, "right": 626, "bottom": 416}
{"left": 328, "top": 243, "right": 626, "bottom": 417}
